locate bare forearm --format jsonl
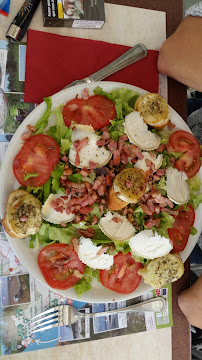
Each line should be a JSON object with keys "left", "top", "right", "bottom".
{"left": 157, "top": 16, "right": 202, "bottom": 91}
{"left": 178, "top": 275, "right": 202, "bottom": 329}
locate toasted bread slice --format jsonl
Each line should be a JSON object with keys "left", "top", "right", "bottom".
{"left": 3, "top": 190, "right": 42, "bottom": 239}
{"left": 6, "top": 189, "right": 29, "bottom": 211}
{"left": 138, "top": 253, "right": 184, "bottom": 288}
{"left": 2, "top": 217, "right": 20, "bottom": 238}
{"left": 113, "top": 168, "right": 147, "bottom": 203}
{"left": 135, "top": 93, "right": 169, "bottom": 130}
{"left": 108, "top": 187, "right": 129, "bottom": 211}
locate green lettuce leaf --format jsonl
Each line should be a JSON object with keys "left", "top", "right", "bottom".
{"left": 23, "top": 173, "right": 39, "bottom": 181}
{"left": 35, "top": 97, "right": 52, "bottom": 134}
{"left": 114, "top": 240, "right": 130, "bottom": 254}
{"left": 68, "top": 173, "right": 82, "bottom": 183}
{"left": 188, "top": 175, "right": 201, "bottom": 192}
{"left": 155, "top": 212, "right": 175, "bottom": 238}
{"left": 74, "top": 266, "right": 99, "bottom": 297}
{"left": 30, "top": 223, "right": 76, "bottom": 248}
{"left": 188, "top": 175, "right": 202, "bottom": 209}
{"left": 190, "top": 226, "right": 198, "bottom": 235}
{"left": 51, "top": 162, "right": 65, "bottom": 193}
{"left": 154, "top": 176, "right": 167, "bottom": 196}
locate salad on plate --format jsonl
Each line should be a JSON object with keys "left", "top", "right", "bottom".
{"left": 2, "top": 84, "right": 202, "bottom": 299}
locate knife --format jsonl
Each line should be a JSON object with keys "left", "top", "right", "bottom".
{"left": 64, "top": 43, "right": 148, "bottom": 89}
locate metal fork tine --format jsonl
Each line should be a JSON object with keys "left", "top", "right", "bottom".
{"left": 31, "top": 313, "right": 58, "bottom": 327}
{"left": 30, "top": 314, "right": 58, "bottom": 328}
{"left": 31, "top": 317, "right": 58, "bottom": 332}
{"left": 31, "top": 306, "right": 59, "bottom": 321}
{"left": 31, "top": 322, "right": 59, "bottom": 334}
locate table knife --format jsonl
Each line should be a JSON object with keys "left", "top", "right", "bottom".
{"left": 64, "top": 43, "right": 147, "bottom": 89}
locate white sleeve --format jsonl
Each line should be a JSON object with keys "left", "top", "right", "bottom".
{"left": 186, "top": 2, "right": 202, "bottom": 17}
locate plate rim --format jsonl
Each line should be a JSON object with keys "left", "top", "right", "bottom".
{"left": 0, "top": 81, "right": 201, "bottom": 303}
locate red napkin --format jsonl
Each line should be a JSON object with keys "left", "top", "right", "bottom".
{"left": 24, "top": 29, "right": 159, "bottom": 104}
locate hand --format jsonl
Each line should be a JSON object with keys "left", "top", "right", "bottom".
{"left": 157, "top": 16, "right": 202, "bottom": 92}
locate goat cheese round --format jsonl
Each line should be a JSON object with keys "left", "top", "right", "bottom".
{"left": 41, "top": 194, "right": 75, "bottom": 224}
{"left": 99, "top": 211, "right": 136, "bottom": 241}
{"left": 124, "top": 111, "right": 161, "bottom": 150}
{"left": 129, "top": 229, "right": 173, "bottom": 259}
{"left": 78, "top": 237, "right": 114, "bottom": 270}
{"left": 166, "top": 167, "right": 190, "bottom": 204}
{"left": 69, "top": 124, "right": 111, "bottom": 168}
{"left": 134, "top": 152, "right": 163, "bottom": 173}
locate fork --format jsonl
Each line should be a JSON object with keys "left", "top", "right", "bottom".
{"left": 30, "top": 297, "right": 166, "bottom": 333}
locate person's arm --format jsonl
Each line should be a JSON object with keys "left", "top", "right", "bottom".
{"left": 178, "top": 275, "right": 202, "bottom": 329}
{"left": 157, "top": 15, "right": 202, "bottom": 92}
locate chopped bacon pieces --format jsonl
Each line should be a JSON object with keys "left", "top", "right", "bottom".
{"left": 125, "top": 179, "right": 132, "bottom": 189}
{"left": 97, "top": 246, "right": 109, "bottom": 255}
{"left": 67, "top": 103, "right": 78, "bottom": 111}
{"left": 156, "top": 144, "right": 165, "bottom": 153}
{"left": 167, "top": 119, "right": 175, "bottom": 130}
{"left": 165, "top": 143, "right": 174, "bottom": 153}
{"left": 76, "top": 227, "right": 95, "bottom": 238}
{"left": 75, "top": 153, "right": 80, "bottom": 166}
{"left": 20, "top": 215, "right": 28, "bottom": 222}
{"left": 117, "top": 263, "right": 127, "bottom": 279}
{"left": 82, "top": 88, "right": 89, "bottom": 101}
{"left": 74, "top": 137, "right": 89, "bottom": 151}
{"left": 113, "top": 149, "right": 121, "bottom": 166}
{"left": 112, "top": 217, "right": 123, "bottom": 223}
{"left": 21, "top": 132, "right": 32, "bottom": 141}
{"left": 89, "top": 161, "right": 98, "bottom": 169}
{"left": 27, "top": 125, "right": 36, "bottom": 132}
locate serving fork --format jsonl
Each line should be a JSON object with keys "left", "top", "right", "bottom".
{"left": 30, "top": 297, "right": 166, "bottom": 333}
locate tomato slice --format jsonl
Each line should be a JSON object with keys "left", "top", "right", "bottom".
{"left": 169, "top": 130, "right": 201, "bottom": 155}
{"left": 168, "top": 227, "right": 189, "bottom": 252}
{"left": 63, "top": 95, "right": 116, "bottom": 130}
{"left": 13, "top": 134, "right": 60, "bottom": 187}
{"left": 175, "top": 149, "right": 201, "bottom": 178}
{"left": 174, "top": 204, "right": 195, "bottom": 227}
{"left": 100, "top": 252, "right": 142, "bottom": 294}
{"left": 38, "top": 244, "right": 85, "bottom": 290}
{"left": 168, "top": 204, "right": 195, "bottom": 252}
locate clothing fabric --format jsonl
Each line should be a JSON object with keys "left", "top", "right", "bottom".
{"left": 186, "top": 2, "right": 202, "bottom": 17}
{"left": 187, "top": 108, "right": 202, "bottom": 252}
{"left": 185, "top": 2, "right": 202, "bottom": 253}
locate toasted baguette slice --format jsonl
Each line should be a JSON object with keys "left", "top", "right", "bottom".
{"left": 138, "top": 253, "right": 184, "bottom": 288}
{"left": 135, "top": 93, "right": 169, "bottom": 129}
{"left": 2, "top": 217, "right": 20, "bottom": 238}
{"left": 6, "top": 189, "right": 29, "bottom": 210}
{"left": 113, "top": 168, "right": 147, "bottom": 203}
{"left": 3, "top": 190, "right": 42, "bottom": 238}
{"left": 107, "top": 188, "right": 129, "bottom": 211}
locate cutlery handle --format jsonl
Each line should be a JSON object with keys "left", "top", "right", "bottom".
{"left": 78, "top": 297, "right": 165, "bottom": 319}
{"left": 88, "top": 43, "right": 147, "bottom": 82}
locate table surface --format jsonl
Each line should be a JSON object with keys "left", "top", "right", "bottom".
{"left": 0, "top": 1, "right": 190, "bottom": 360}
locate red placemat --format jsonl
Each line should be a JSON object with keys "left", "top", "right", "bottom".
{"left": 24, "top": 29, "right": 159, "bottom": 104}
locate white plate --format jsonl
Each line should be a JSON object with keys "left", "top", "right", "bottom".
{"left": 0, "top": 81, "right": 202, "bottom": 303}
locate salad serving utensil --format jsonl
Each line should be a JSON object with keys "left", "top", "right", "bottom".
{"left": 64, "top": 43, "right": 148, "bottom": 89}
{"left": 30, "top": 297, "right": 165, "bottom": 333}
